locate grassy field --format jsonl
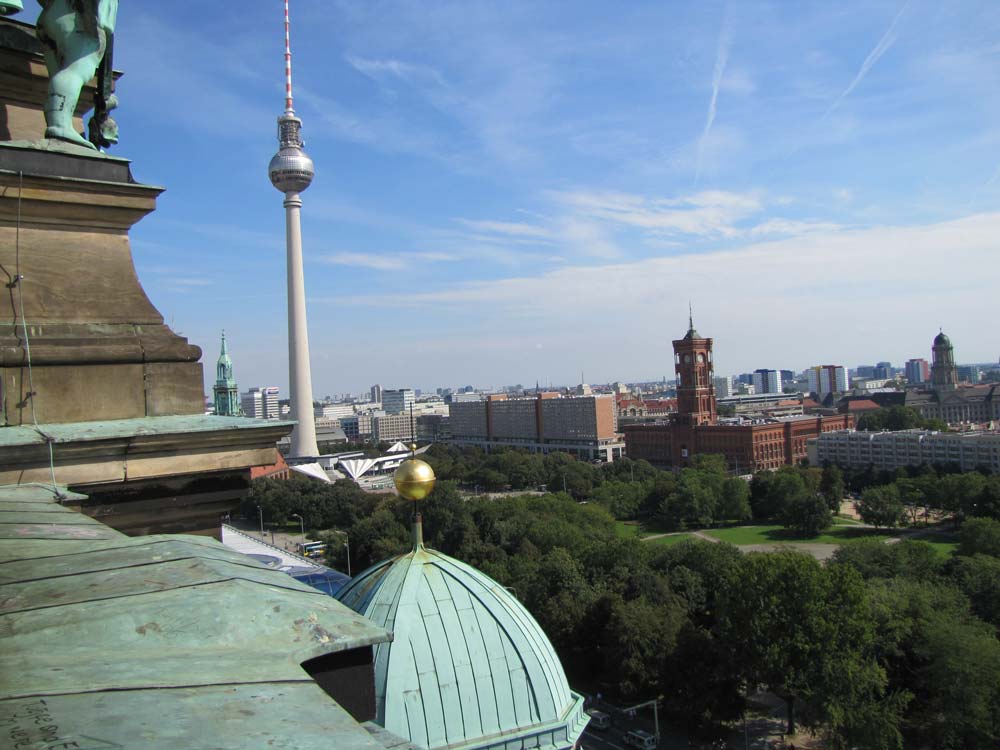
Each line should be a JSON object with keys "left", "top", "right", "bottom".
{"left": 646, "top": 533, "right": 696, "bottom": 547}
{"left": 704, "top": 524, "right": 893, "bottom": 546}
{"left": 613, "top": 521, "right": 696, "bottom": 547}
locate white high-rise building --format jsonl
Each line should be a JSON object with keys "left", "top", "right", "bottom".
{"left": 713, "top": 375, "right": 733, "bottom": 399}
{"left": 752, "top": 369, "right": 781, "bottom": 395}
{"left": 383, "top": 388, "right": 415, "bottom": 415}
{"left": 807, "top": 365, "right": 849, "bottom": 398}
{"left": 241, "top": 386, "right": 280, "bottom": 420}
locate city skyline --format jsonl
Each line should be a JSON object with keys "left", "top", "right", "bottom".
{"left": 115, "top": 2, "right": 1000, "bottom": 395}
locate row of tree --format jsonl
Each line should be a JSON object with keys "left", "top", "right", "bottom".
{"left": 247, "top": 470, "right": 1000, "bottom": 747}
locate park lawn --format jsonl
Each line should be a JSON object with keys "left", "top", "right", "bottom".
{"left": 614, "top": 520, "right": 651, "bottom": 539}
{"left": 833, "top": 515, "right": 863, "bottom": 526}
{"left": 705, "top": 524, "right": 893, "bottom": 546}
{"left": 923, "top": 539, "right": 960, "bottom": 558}
{"left": 644, "top": 532, "right": 696, "bottom": 547}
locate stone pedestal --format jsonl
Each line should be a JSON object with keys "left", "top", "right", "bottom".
{"left": 0, "top": 143, "right": 205, "bottom": 425}
{"left": 0, "top": 16, "right": 295, "bottom": 539}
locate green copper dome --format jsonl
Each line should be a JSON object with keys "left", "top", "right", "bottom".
{"left": 336, "top": 522, "right": 587, "bottom": 750}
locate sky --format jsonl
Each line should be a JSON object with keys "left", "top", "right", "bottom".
{"left": 102, "top": 1, "right": 1000, "bottom": 397}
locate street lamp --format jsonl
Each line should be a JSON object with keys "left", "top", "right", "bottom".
{"left": 290, "top": 513, "right": 305, "bottom": 537}
{"left": 256, "top": 505, "right": 264, "bottom": 538}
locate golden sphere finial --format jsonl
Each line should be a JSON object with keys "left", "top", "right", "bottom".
{"left": 394, "top": 458, "right": 436, "bottom": 501}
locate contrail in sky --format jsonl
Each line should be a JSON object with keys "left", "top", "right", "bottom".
{"left": 695, "top": 6, "right": 732, "bottom": 182}
{"left": 823, "top": 0, "right": 911, "bottom": 119}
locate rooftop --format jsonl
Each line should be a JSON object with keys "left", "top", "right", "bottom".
{"left": 0, "top": 482, "right": 397, "bottom": 750}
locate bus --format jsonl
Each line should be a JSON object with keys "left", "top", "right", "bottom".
{"left": 298, "top": 541, "right": 327, "bottom": 559}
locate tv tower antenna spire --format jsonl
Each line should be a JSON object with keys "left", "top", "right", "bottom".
{"left": 269, "top": 0, "right": 319, "bottom": 458}
{"left": 283, "top": 0, "right": 295, "bottom": 113}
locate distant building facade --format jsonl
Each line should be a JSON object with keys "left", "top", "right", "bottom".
{"left": 753, "top": 368, "right": 781, "bottom": 395}
{"left": 623, "top": 318, "right": 850, "bottom": 472}
{"left": 341, "top": 413, "right": 373, "bottom": 442}
{"left": 905, "top": 358, "right": 930, "bottom": 384}
{"left": 242, "top": 386, "right": 280, "bottom": 420}
{"left": 713, "top": 375, "right": 733, "bottom": 398}
{"left": 212, "top": 332, "right": 242, "bottom": 416}
{"left": 809, "top": 429, "right": 1000, "bottom": 475}
{"left": 447, "top": 393, "right": 623, "bottom": 461}
{"left": 373, "top": 413, "right": 416, "bottom": 443}
{"left": 807, "top": 365, "right": 848, "bottom": 398}
{"left": 904, "top": 332, "right": 999, "bottom": 426}
{"left": 383, "top": 388, "right": 415, "bottom": 415}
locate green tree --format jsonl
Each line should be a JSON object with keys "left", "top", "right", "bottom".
{"left": 718, "top": 478, "right": 751, "bottom": 523}
{"left": 945, "top": 553, "right": 1000, "bottom": 630}
{"left": 783, "top": 492, "right": 832, "bottom": 536}
{"left": 719, "top": 552, "right": 891, "bottom": 739}
{"left": 870, "top": 578, "right": 1000, "bottom": 748}
{"left": 820, "top": 464, "right": 846, "bottom": 513}
{"left": 958, "top": 516, "right": 1000, "bottom": 557}
{"left": 830, "top": 538, "right": 942, "bottom": 581}
{"left": 856, "top": 485, "right": 905, "bottom": 529}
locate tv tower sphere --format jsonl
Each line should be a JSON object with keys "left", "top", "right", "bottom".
{"left": 268, "top": 113, "right": 314, "bottom": 194}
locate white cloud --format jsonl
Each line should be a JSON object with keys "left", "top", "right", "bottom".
{"left": 346, "top": 55, "right": 447, "bottom": 87}
{"left": 747, "top": 218, "right": 844, "bottom": 236}
{"left": 329, "top": 212, "right": 1000, "bottom": 373}
{"left": 454, "top": 219, "right": 555, "bottom": 240}
{"left": 319, "top": 252, "right": 405, "bottom": 271}
{"left": 552, "top": 189, "right": 763, "bottom": 238}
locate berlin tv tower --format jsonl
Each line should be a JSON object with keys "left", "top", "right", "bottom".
{"left": 268, "top": 0, "right": 319, "bottom": 458}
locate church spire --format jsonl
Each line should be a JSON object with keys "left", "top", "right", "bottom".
{"left": 213, "top": 330, "right": 243, "bottom": 416}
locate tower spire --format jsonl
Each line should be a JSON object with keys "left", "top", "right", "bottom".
{"left": 283, "top": 0, "right": 294, "bottom": 114}
{"left": 269, "top": 0, "right": 319, "bottom": 458}
{"left": 688, "top": 300, "right": 694, "bottom": 332}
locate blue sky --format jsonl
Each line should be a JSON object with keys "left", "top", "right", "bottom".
{"left": 108, "top": 1, "right": 1000, "bottom": 397}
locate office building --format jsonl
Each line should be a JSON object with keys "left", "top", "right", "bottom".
{"left": 713, "top": 375, "right": 733, "bottom": 398}
{"left": 807, "top": 365, "right": 848, "bottom": 398}
{"left": 448, "top": 393, "right": 623, "bottom": 461}
{"left": 370, "top": 383, "right": 382, "bottom": 404}
{"left": 957, "top": 365, "right": 981, "bottom": 384}
{"left": 373, "top": 412, "right": 417, "bottom": 443}
{"left": 752, "top": 368, "right": 781, "bottom": 395}
{"left": 315, "top": 403, "right": 353, "bottom": 420}
{"left": 340, "top": 413, "right": 373, "bottom": 442}
{"left": 809, "top": 429, "right": 1000, "bottom": 475}
{"left": 905, "top": 358, "right": 929, "bottom": 384}
{"left": 382, "top": 388, "right": 414, "bottom": 415}
{"left": 873, "top": 361, "right": 893, "bottom": 379}
{"left": 242, "top": 386, "right": 280, "bottom": 420}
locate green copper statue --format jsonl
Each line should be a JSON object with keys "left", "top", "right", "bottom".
{"left": 36, "top": 0, "right": 118, "bottom": 150}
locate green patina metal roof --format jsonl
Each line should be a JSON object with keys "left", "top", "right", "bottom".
{"left": 0, "top": 482, "right": 397, "bottom": 750}
{"left": 0, "top": 414, "right": 295, "bottom": 448}
{"left": 336, "top": 521, "right": 588, "bottom": 750}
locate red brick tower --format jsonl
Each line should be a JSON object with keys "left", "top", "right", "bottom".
{"left": 673, "top": 309, "right": 717, "bottom": 426}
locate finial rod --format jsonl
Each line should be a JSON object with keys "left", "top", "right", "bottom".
{"left": 283, "top": 0, "right": 294, "bottom": 114}
{"left": 411, "top": 512, "right": 424, "bottom": 549}
{"left": 689, "top": 300, "right": 694, "bottom": 332}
